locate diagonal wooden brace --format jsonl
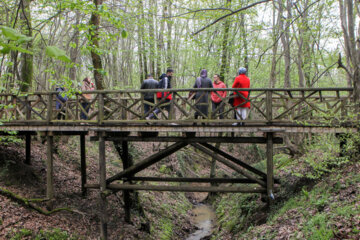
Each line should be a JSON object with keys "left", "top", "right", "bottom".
{"left": 190, "top": 143, "right": 266, "bottom": 187}
{"left": 200, "top": 142, "right": 267, "bottom": 179}
{"left": 106, "top": 142, "right": 188, "bottom": 184}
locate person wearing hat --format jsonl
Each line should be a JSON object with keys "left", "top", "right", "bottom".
{"left": 232, "top": 67, "right": 250, "bottom": 125}
{"left": 80, "top": 77, "right": 95, "bottom": 120}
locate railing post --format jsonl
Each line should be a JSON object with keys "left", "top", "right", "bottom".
{"left": 47, "top": 93, "right": 53, "bottom": 124}
{"left": 170, "top": 93, "right": 175, "bottom": 120}
{"left": 208, "top": 90, "right": 212, "bottom": 119}
{"left": 140, "top": 93, "right": 145, "bottom": 119}
{"left": 98, "top": 93, "right": 104, "bottom": 125}
{"left": 266, "top": 90, "right": 272, "bottom": 124}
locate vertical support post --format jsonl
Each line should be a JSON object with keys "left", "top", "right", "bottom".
{"left": 208, "top": 90, "right": 212, "bottom": 119}
{"left": 25, "top": 134, "right": 31, "bottom": 165}
{"left": 46, "top": 132, "right": 54, "bottom": 209}
{"left": 122, "top": 141, "right": 131, "bottom": 223}
{"left": 169, "top": 93, "right": 175, "bottom": 120}
{"left": 121, "top": 93, "right": 127, "bottom": 119}
{"left": 140, "top": 93, "right": 145, "bottom": 119}
{"left": 80, "top": 133, "right": 87, "bottom": 196}
{"left": 266, "top": 90, "right": 272, "bottom": 124}
{"left": 99, "top": 132, "right": 108, "bottom": 240}
{"left": 47, "top": 93, "right": 53, "bottom": 124}
{"left": 76, "top": 94, "right": 79, "bottom": 120}
{"left": 98, "top": 93, "right": 104, "bottom": 125}
{"left": 266, "top": 132, "right": 274, "bottom": 204}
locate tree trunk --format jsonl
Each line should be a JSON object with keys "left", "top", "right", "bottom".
{"left": 89, "top": 0, "right": 104, "bottom": 90}
{"left": 69, "top": 10, "right": 81, "bottom": 83}
{"left": 219, "top": 0, "right": 231, "bottom": 82}
{"left": 280, "top": 0, "right": 292, "bottom": 88}
{"left": 19, "top": 0, "right": 33, "bottom": 92}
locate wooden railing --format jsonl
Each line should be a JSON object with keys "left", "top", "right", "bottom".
{"left": 0, "top": 88, "right": 356, "bottom": 126}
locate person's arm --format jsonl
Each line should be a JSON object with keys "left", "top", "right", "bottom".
{"left": 140, "top": 81, "right": 146, "bottom": 89}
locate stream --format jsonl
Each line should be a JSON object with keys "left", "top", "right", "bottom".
{"left": 186, "top": 204, "right": 216, "bottom": 240}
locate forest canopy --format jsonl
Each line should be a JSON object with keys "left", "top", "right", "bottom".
{"left": 0, "top": 0, "right": 359, "bottom": 93}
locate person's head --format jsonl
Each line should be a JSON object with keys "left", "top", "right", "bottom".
{"left": 200, "top": 69, "right": 207, "bottom": 78}
{"left": 166, "top": 68, "right": 174, "bottom": 77}
{"left": 238, "top": 67, "right": 247, "bottom": 75}
{"left": 147, "top": 74, "right": 153, "bottom": 79}
{"left": 213, "top": 74, "right": 221, "bottom": 83}
{"left": 83, "top": 77, "right": 91, "bottom": 85}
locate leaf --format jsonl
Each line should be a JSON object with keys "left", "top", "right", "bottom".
{"left": 121, "top": 29, "right": 128, "bottom": 38}
{"left": 0, "top": 26, "right": 28, "bottom": 41}
{"left": 16, "top": 36, "right": 33, "bottom": 44}
{"left": 0, "top": 45, "right": 10, "bottom": 54}
{"left": 45, "top": 46, "right": 72, "bottom": 63}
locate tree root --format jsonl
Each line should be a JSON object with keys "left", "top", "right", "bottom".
{"left": 0, "top": 187, "right": 79, "bottom": 216}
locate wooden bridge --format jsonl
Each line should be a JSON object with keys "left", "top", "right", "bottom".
{"left": 0, "top": 87, "right": 358, "bottom": 239}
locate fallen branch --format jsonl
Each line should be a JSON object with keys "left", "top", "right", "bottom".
{"left": 0, "top": 187, "right": 80, "bottom": 216}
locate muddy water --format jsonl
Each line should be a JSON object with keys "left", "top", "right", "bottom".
{"left": 186, "top": 204, "right": 216, "bottom": 240}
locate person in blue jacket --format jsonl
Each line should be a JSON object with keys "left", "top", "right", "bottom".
{"left": 55, "top": 86, "right": 68, "bottom": 120}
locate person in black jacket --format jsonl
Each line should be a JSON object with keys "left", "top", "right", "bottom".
{"left": 141, "top": 74, "right": 158, "bottom": 118}
{"left": 147, "top": 68, "right": 174, "bottom": 119}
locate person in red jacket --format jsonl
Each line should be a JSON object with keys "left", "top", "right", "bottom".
{"left": 232, "top": 67, "right": 250, "bottom": 125}
{"left": 211, "top": 74, "right": 227, "bottom": 119}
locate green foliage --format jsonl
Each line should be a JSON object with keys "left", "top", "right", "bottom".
{"left": 158, "top": 218, "right": 173, "bottom": 240}
{"left": 0, "top": 26, "right": 33, "bottom": 55}
{"left": 287, "top": 135, "right": 349, "bottom": 179}
{"left": 45, "top": 46, "right": 72, "bottom": 63}
{"left": 8, "top": 228, "right": 82, "bottom": 240}
{"left": 303, "top": 213, "right": 334, "bottom": 239}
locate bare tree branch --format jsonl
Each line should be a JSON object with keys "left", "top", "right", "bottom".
{"left": 165, "top": 7, "right": 234, "bottom": 19}
{"left": 192, "top": 0, "right": 271, "bottom": 36}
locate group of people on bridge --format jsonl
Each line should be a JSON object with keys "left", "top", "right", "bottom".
{"left": 141, "top": 67, "right": 251, "bottom": 124}
{"left": 55, "top": 67, "right": 251, "bottom": 123}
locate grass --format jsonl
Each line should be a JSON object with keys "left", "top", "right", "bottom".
{"left": 8, "top": 228, "right": 84, "bottom": 240}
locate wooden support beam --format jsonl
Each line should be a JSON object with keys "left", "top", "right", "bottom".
{"left": 90, "top": 136, "right": 283, "bottom": 144}
{"left": 190, "top": 143, "right": 266, "bottom": 187}
{"left": 200, "top": 142, "right": 268, "bottom": 180}
{"left": 125, "top": 177, "right": 258, "bottom": 184}
{"left": 267, "top": 132, "right": 274, "bottom": 203}
{"left": 106, "top": 142, "right": 188, "bottom": 184}
{"left": 46, "top": 133, "right": 54, "bottom": 209}
{"left": 85, "top": 184, "right": 266, "bottom": 193}
{"left": 122, "top": 141, "right": 131, "bottom": 223}
{"left": 80, "top": 134, "right": 87, "bottom": 197}
{"left": 99, "top": 132, "right": 108, "bottom": 240}
{"left": 25, "top": 134, "right": 31, "bottom": 165}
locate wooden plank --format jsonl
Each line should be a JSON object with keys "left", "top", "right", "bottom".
{"left": 191, "top": 143, "right": 266, "bottom": 187}
{"left": 98, "top": 132, "right": 108, "bottom": 240}
{"left": 46, "top": 133, "right": 54, "bottom": 209}
{"left": 85, "top": 183, "right": 266, "bottom": 193}
{"left": 47, "top": 94, "right": 53, "bottom": 123}
{"left": 267, "top": 132, "right": 274, "bottom": 203}
{"left": 80, "top": 134, "right": 87, "bottom": 196}
{"left": 126, "top": 177, "right": 258, "bottom": 184}
{"left": 199, "top": 142, "right": 280, "bottom": 183}
{"left": 106, "top": 142, "right": 188, "bottom": 184}
{"left": 122, "top": 141, "right": 131, "bottom": 223}
{"left": 93, "top": 136, "right": 283, "bottom": 144}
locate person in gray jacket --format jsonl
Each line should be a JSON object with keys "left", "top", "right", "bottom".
{"left": 141, "top": 74, "right": 158, "bottom": 118}
{"left": 193, "top": 69, "right": 213, "bottom": 119}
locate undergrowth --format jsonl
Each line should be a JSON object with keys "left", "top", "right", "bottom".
{"left": 212, "top": 133, "right": 359, "bottom": 240}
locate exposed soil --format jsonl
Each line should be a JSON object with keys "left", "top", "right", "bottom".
{"left": 0, "top": 136, "right": 194, "bottom": 239}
